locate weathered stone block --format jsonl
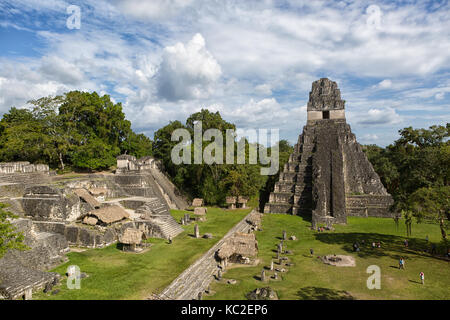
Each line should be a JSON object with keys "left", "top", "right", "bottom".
{"left": 64, "top": 226, "right": 79, "bottom": 244}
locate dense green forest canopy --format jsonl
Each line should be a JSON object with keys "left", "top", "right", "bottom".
{"left": 153, "top": 109, "right": 293, "bottom": 206}
{"left": 364, "top": 124, "right": 449, "bottom": 241}
{"left": 0, "top": 92, "right": 152, "bottom": 171}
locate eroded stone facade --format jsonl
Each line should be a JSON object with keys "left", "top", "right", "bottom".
{"left": 264, "top": 78, "right": 394, "bottom": 226}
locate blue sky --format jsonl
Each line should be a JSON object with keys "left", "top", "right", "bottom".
{"left": 0, "top": 0, "right": 449, "bottom": 146}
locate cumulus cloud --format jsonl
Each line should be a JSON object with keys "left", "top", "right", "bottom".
{"left": 1, "top": 0, "right": 449, "bottom": 146}
{"left": 255, "top": 84, "right": 272, "bottom": 95}
{"left": 112, "top": 0, "right": 193, "bottom": 20}
{"left": 362, "top": 134, "right": 379, "bottom": 141}
{"left": 40, "top": 56, "right": 84, "bottom": 85}
{"left": 377, "top": 79, "right": 392, "bottom": 89}
{"left": 435, "top": 92, "right": 445, "bottom": 100}
{"left": 156, "top": 33, "right": 222, "bottom": 101}
{"left": 358, "top": 107, "right": 403, "bottom": 125}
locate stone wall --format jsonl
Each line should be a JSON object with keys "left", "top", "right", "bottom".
{"left": 62, "top": 175, "right": 129, "bottom": 199}
{"left": 0, "top": 218, "right": 68, "bottom": 300}
{"left": 311, "top": 121, "right": 347, "bottom": 225}
{"left": 346, "top": 195, "right": 394, "bottom": 218}
{"left": 0, "top": 162, "right": 49, "bottom": 174}
{"left": 22, "top": 186, "right": 91, "bottom": 222}
{"left": 32, "top": 221, "right": 118, "bottom": 248}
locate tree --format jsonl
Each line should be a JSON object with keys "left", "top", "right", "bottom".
{"left": 366, "top": 123, "right": 449, "bottom": 209}
{"left": 153, "top": 120, "right": 186, "bottom": 178}
{"left": 28, "top": 95, "right": 70, "bottom": 170}
{"left": 71, "top": 137, "right": 119, "bottom": 171}
{"left": 0, "top": 204, "right": 28, "bottom": 258}
{"left": 0, "top": 109, "right": 50, "bottom": 164}
{"left": 0, "top": 91, "right": 153, "bottom": 172}
{"left": 122, "top": 132, "right": 153, "bottom": 159}
{"left": 403, "top": 210, "right": 413, "bottom": 237}
{"left": 409, "top": 186, "right": 449, "bottom": 242}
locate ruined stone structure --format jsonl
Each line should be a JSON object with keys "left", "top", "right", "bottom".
{"left": 0, "top": 218, "right": 67, "bottom": 300}
{"left": 226, "top": 196, "right": 249, "bottom": 209}
{"left": 22, "top": 186, "right": 90, "bottom": 222}
{"left": 123, "top": 198, "right": 184, "bottom": 240}
{"left": 118, "top": 227, "right": 148, "bottom": 252}
{"left": 115, "top": 155, "right": 188, "bottom": 210}
{"left": 0, "top": 155, "right": 188, "bottom": 299}
{"left": 264, "top": 78, "right": 393, "bottom": 226}
{"left": 0, "top": 162, "right": 49, "bottom": 174}
{"left": 216, "top": 232, "right": 258, "bottom": 264}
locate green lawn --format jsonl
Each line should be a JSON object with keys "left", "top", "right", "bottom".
{"left": 205, "top": 214, "right": 450, "bottom": 300}
{"left": 35, "top": 207, "right": 251, "bottom": 300}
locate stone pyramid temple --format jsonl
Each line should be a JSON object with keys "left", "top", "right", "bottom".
{"left": 264, "top": 78, "right": 394, "bottom": 226}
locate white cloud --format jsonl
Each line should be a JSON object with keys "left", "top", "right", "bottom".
{"left": 254, "top": 84, "right": 272, "bottom": 95}
{"left": 112, "top": 0, "right": 193, "bottom": 20}
{"left": 156, "top": 33, "right": 222, "bottom": 101}
{"left": 362, "top": 134, "right": 379, "bottom": 141}
{"left": 1, "top": 0, "right": 449, "bottom": 146}
{"left": 377, "top": 79, "right": 392, "bottom": 89}
{"left": 358, "top": 107, "right": 403, "bottom": 125}
{"left": 435, "top": 92, "right": 445, "bottom": 100}
{"left": 40, "top": 56, "right": 84, "bottom": 85}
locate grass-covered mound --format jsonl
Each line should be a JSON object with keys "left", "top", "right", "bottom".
{"left": 206, "top": 214, "right": 449, "bottom": 300}
{"left": 36, "top": 207, "right": 251, "bottom": 300}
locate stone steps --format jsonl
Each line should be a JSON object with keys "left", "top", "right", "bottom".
{"left": 149, "top": 169, "right": 188, "bottom": 210}
{"left": 137, "top": 198, "right": 170, "bottom": 215}
{"left": 132, "top": 198, "right": 183, "bottom": 239}
{"left": 0, "top": 172, "right": 51, "bottom": 186}
{"left": 264, "top": 202, "right": 312, "bottom": 215}
{"left": 155, "top": 218, "right": 184, "bottom": 239}
{"left": 265, "top": 135, "right": 314, "bottom": 214}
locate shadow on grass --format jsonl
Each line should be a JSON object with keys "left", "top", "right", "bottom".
{"left": 314, "top": 232, "right": 436, "bottom": 260}
{"left": 408, "top": 280, "right": 422, "bottom": 284}
{"left": 297, "top": 287, "right": 355, "bottom": 300}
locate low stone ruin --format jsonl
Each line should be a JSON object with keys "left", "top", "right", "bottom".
{"left": 0, "top": 218, "right": 68, "bottom": 300}
{"left": 246, "top": 212, "right": 262, "bottom": 231}
{"left": 246, "top": 287, "right": 278, "bottom": 300}
{"left": 32, "top": 220, "right": 117, "bottom": 248}
{"left": 0, "top": 162, "right": 49, "bottom": 174}
{"left": 216, "top": 232, "right": 258, "bottom": 265}
{"left": 22, "top": 186, "right": 89, "bottom": 222}
{"left": 194, "top": 207, "right": 207, "bottom": 216}
{"left": 84, "top": 205, "right": 130, "bottom": 226}
{"left": 321, "top": 255, "right": 356, "bottom": 267}
{"left": 0, "top": 262, "right": 60, "bottom": 300}
{"left": 226, "top": 196, "right": 249, "bottom": 209}
{"left": 194, "top": 207, "right": 207, "bottom": 221}
{"left": 118, "top": 227, "right": 148, "bottom": 252}
{"left": 226, "top": 196, "right": 236, "bottom": 209}
{"left": 192, "top": 198, "right": 203, "bottom": 207}
{"left": 237, "top": 196, "right": 249, "bottom": 208}
{"left": 116, "top": 155, "right": 159, "bottom": 173}
{"left": 116, "top": 155, "right": 189, "bottom": 210}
